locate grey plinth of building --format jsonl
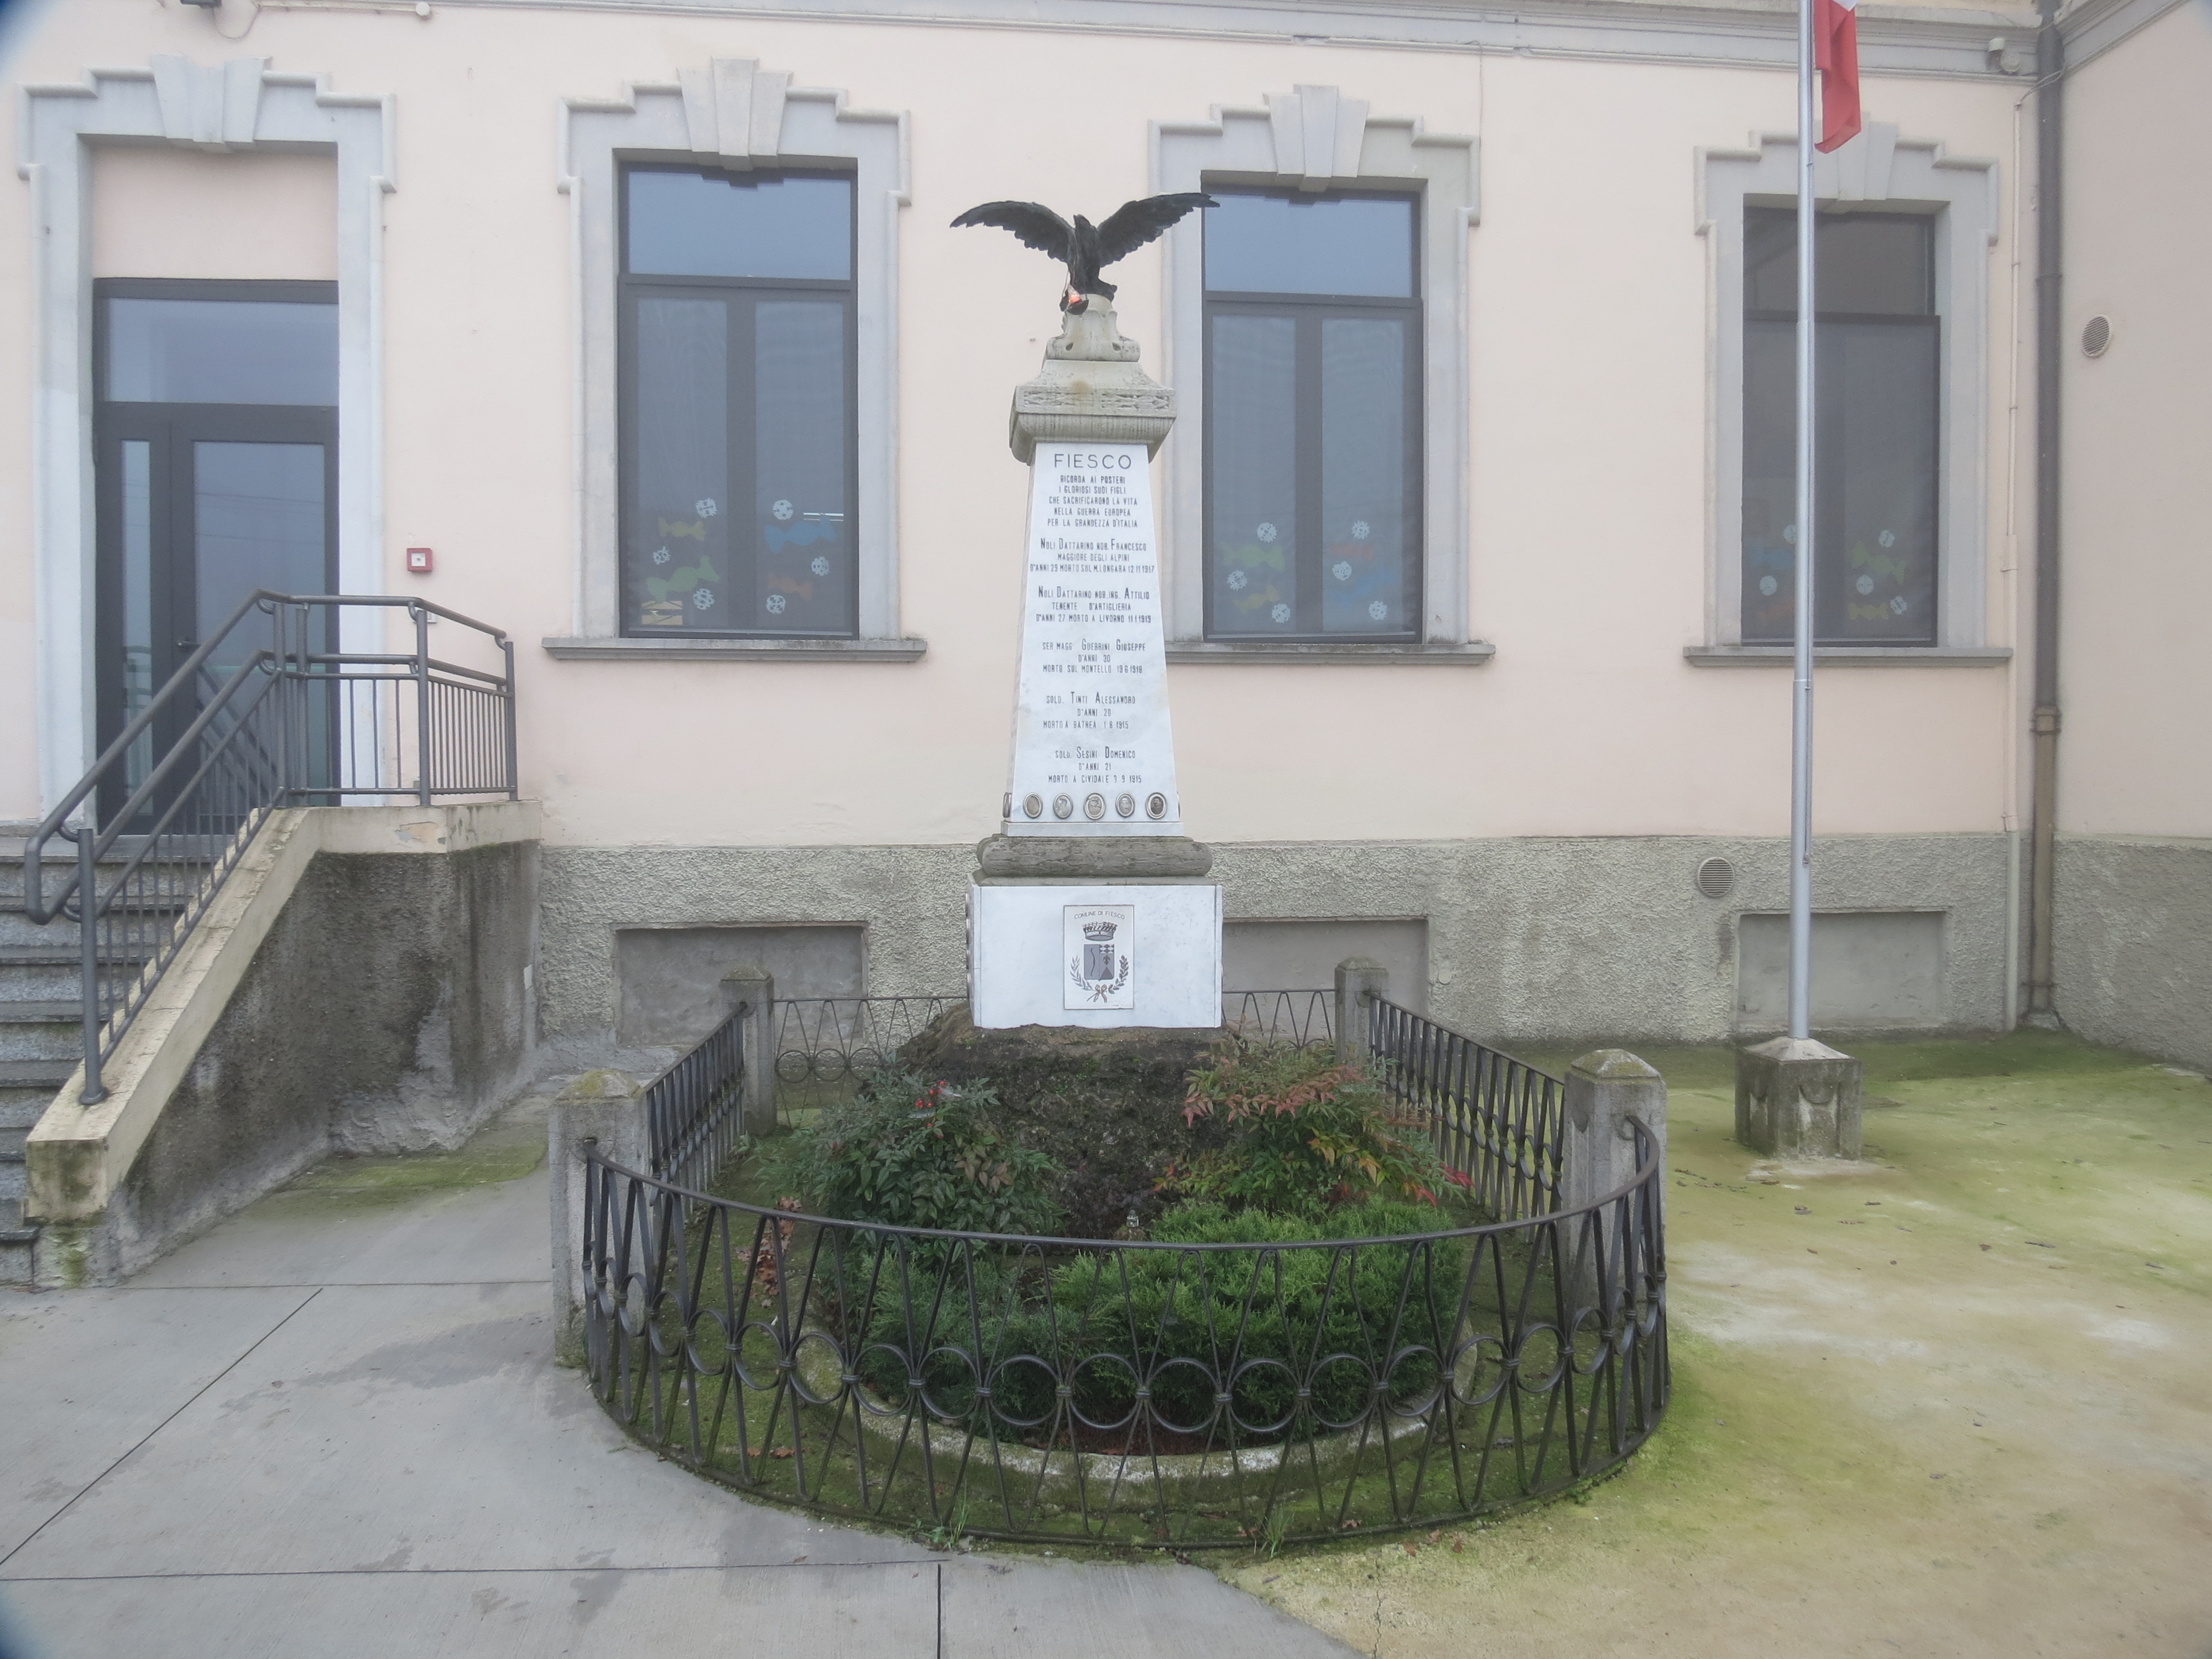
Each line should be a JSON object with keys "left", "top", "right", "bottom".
{"left": 1563, "top": 1050, "right": 1668, "bottom": 1214}
{"left": 1009, "top": 296, "right": 1175, "bottom": 462}
{"left": 547, "top": 1067, "right": 644, "bottom": 1353}
{"left": 1734, "top": 1035, "right": 1865, "bottom": 1159}
{"left": 975, "top": 834, "right": 1213, "bottom": 883}
{"left": 720, "top": 966, "right": 779, "bottom": 1135}
{"left": 1334, "top": 957, "right": 1390, "bottom": 1066}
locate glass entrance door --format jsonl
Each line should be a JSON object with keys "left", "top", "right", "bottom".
{"left": 92, "top": 282, "right": 338, "bottom": 813}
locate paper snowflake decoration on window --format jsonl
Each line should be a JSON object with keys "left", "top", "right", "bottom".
{"left": 1227, "top": 570, "right": 1249, "bottom": 591}
{"left": 1351, "top": 520, "right": 1370, "bottom": 540}
{"left": 1271, "top": 602, "right": 1291, "bottom": 624}
{"left": 696, "top": 499, "right": 718, "bottom": 518}
{"left": 1256, "top": 522, "right": 1278, "bottom": 543}
{"left": 1759, "top": 575, "right": 1779, "bottom": 597}
{"left": 692, "top": 588, "right": 714, "bottom": 609}
{"left": 1890, "top": 595, "right": 1908, "bottom": 615}
{"left": 1856, "top": 575, "right": 1876, "bottom": 595}
{"left": 1368, "top": 600, "right": 1388, "bottom": 622}
{"left": 1332, "top": 561, "right": 1352, "bottom": 582}
{"left": 651, "top": 546, "right": 671, "bottom": 565}
{"left": 1879, "top": 530, "right": 1897, "bottom": 547}
{"left": 810, "top": 556, "right": 830, "bottom": 577}
{"left": 771, "top": 500, "right": 795, "bottom": 523}
{"left": 766, "top": 592, "right": 788, "bottom": 614}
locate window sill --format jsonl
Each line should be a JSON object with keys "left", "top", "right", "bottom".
{"left": 542, "top": 635, "right": 927, "bottom": 663}
{"left": 1683, "top": 645, "right": 2012, "bottom": 669}
{"left": 1165, "top": 640, "right": 1496, "bottom": 667}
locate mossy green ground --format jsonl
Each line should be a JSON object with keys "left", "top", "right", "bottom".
{"left": 263, "top": 1095, "right": 547, "bottom": 1208}
{"left": 1217, "top": 1031, "right": 2212, "bottom": 1657}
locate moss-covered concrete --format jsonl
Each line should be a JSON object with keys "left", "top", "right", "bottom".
{"left": 258, "top": 1094, "right": 547, "bottom": 1213}
{"left": 1217, "top": 1032, "right": 2212, "bottom": 1656}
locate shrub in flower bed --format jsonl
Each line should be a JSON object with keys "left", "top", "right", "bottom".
{"left": 797, "top": 1044, "right": 1480, "bottom": 1448}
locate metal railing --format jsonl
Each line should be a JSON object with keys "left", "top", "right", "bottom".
{"left": 1368, "top": 998, "right": 1566, "bottom": 1222}
{"left": 579, "top": 1112, "right": 1667, "bottom": 1548}
{"left": 645, "top": 1001, "right": 751, "bottom": 1193}
{"left": 770, "top": 997, "right": 963, "bottom": 1095}
{"left": 21, "top": 591, "right": 518, "bottom": 1102}
{"left": 576, "top": 995, "right": 1667, "bottom": 1546}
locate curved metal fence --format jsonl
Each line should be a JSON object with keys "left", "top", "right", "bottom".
{"left": 580, "top": 1114, "right": 1667, "bottom": 1547}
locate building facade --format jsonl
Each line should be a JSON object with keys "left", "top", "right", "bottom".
{"left": 2, "top": 0, "right": 2204, "bottom": 1066}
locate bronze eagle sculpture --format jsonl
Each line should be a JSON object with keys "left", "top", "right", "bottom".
{"left": 952, "top": 193, "right": 1218, "bottom": 312}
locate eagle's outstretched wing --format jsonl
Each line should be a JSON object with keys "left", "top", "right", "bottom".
{"left": 951, "top": 200, "right": 1078, "bottom": 263}
{"left": 1092, "top": 192, "right": 1218, "bottom": 269}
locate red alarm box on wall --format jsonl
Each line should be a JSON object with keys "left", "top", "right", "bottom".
{"left": 405, "top": 547, "right": 434, "bottom": 574}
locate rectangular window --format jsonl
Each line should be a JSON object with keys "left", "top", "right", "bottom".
{"left": 620, "top": 166, "right": 856, "bottom": 638}
{"left": 1203, "top": 190, "right": 1421, "bottom": 641}
{"left": 1742, "top": 209, "right": 1939, "bottom": 646}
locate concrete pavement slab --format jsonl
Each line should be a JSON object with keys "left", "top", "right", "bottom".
{"left": 2, "top": 1560, "right": 941, "bottom": 1658}
{"left": 0, "top": 1287, "right": 313, "bottom": 1559}
{"left": 2, "top": 1280, "right": 919, "bottom": 1579}
{"left": 941, "top": 1557, "right": 1360, "bottom": 1658}
{"left": 131, "top": 1163, "right": 549, "bottom": 1289}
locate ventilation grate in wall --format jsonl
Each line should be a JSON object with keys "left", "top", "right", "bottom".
{"left": 1695, "top": 857, "right": 1737, "bottom": 900}
{"left": 2081, "top": 315, "right": 2112, "bottom": 358}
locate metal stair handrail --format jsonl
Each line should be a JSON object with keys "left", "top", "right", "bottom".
{"left": 21, "top": 591, "right": 518, "bottom": 1104}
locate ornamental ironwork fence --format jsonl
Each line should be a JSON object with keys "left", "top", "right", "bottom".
{"left": 1365, "top": 998, "right": 1567, "bottom": 1223}
{"left": 578, "top": 1001, "right": 1667, "bottom": 1548}
{"left": 644, "top": 1000, "right": 752, "bottom": 1193}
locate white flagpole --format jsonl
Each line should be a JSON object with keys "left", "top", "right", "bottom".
{"left": 1790, "top": 0, "right": 1818, "bottom": 1041}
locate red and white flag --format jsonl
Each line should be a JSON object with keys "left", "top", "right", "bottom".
{"left": 1814, "top": 0, "right": 1863, "bottom": 152}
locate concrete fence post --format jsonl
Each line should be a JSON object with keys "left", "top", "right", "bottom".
{"left": 721, "top": 967, "right": 776, "bottom": 1134}
{"left": 547, "top": 1068, "right": 644, "bottom": 1353}
{"left": 1561, "top": 1050, "right": 1667, "bottom": 1307}
{"left": 1334, "top": 957, "right": 1389, "bottom": 1067}
{"left": 1562, "top": 1050, "right": 1668, "bottom": 1214}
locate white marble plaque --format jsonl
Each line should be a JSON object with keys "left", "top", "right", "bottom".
{"left": 1002, "top": 443, "right": 1182, "bottom": 837}
{"left": 970, "top": 882, "right": 1221, "bottom": 1030}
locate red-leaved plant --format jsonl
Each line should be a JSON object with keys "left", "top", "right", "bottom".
{"left": 1164, "top": 1041, "right": 1457, "bottom": 1217}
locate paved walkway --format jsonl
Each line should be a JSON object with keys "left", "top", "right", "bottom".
{"left": 0, "top": 1126, "right": 1352, "bottom": 1658}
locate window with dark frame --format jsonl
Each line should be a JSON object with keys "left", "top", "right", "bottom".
{"left": 1203, "top": 189, "right": 1422, "bottom": 642}
{"left": 619, "top": 165, "right": 858, "bottom": 638}
{"left": 1742, "top": 208, "right": 1940, "bottom": 645}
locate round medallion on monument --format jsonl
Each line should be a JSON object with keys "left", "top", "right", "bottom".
{"left": 1116, "top": 792, "right": 1135, "bottom": 818}
{"left": 1052, "top": 794, "right": 1074, "bottom": 820}
{"left": 1024, "top": 794, "right": 1044, "bottom": 819}
{"left": 1146, "top": 792, "right": 1168, "bottom": 820}
{"left": 1084, "top": 793, "right": 1107, "bottom": 821}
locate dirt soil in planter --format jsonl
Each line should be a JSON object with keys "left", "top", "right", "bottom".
{"left": 897, "top": 1006, "right": 1235, "bottom": 1239}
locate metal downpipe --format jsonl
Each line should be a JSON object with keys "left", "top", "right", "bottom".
{"left": 2025, "top": 0, "right": 2064, "bottom": 1025}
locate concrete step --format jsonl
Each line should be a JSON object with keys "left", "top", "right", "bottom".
{"left": 0, "top": 943, "right": 149, "bottom": 967}
{"left": 0, "top": 1020, "right": 91, "bottom": 1066}
{"left": 0, "top": 1001, "right": 92, "bottom": 1025}
{"left": 0, "top": 1196, "right": 35, "bottom": 1287}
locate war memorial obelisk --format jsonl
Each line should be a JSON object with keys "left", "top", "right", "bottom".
{"left": 964, "top": 238, "right": 1222, "bottom": 1030}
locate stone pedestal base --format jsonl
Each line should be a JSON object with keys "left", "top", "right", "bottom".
{"left": 968, "top": 879, "right": 1222, "bottom": 1030}
{"left": 1735, "top": 1036, "right": 1865, "bottom": 1159}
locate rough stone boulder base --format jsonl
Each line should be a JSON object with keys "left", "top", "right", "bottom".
{"left": 896, "top": 1005, "right": 1227, "bottom": 1238}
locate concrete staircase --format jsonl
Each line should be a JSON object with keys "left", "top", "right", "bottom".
{"left": 0, "top": 841, "right": 154, "bottom": 1284}
{"left": 0, "top": 888, "right": 83, "bottom": 1282}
